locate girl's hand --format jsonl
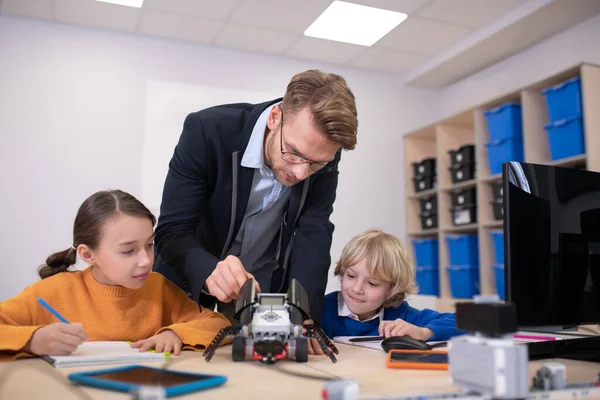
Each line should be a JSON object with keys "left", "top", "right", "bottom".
{"left": 24, "top": 322, "right": 87, "bottom": 356}
{"left": 130, "top": 330, "right": 182, "bottom": 355}
{"left": 378, "top": 319, "right": 433, "bottom": 341}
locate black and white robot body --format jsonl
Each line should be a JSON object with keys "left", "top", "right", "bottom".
{"left": 202, "top": 279, "right": 338, "bottom": 364}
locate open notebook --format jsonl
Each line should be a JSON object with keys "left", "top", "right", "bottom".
{"left": 42, "top": 341, "right": 169, "bottom": 368}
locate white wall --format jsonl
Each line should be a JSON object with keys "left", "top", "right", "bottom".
{"left": 0, "top": 16, "right": 440, "bottom": 301}
{"left": 441, "top": 13, "right": 600, "bottom": 117}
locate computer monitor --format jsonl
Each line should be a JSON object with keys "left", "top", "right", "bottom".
{"left": 503, "top": 161, "right": 600, "bottom": 329}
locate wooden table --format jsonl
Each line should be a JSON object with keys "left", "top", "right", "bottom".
{"left": 1, "top": 344, "right": 600, "bottom": 399}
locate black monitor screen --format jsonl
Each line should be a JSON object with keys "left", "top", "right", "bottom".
{"left": 504, "top": 161, "right": 600, "bottom": 327}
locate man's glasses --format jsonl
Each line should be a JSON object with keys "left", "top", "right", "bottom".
{"left": 279, "top": 112, "right": 333, "bottom": 173}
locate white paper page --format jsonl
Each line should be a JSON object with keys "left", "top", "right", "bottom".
{"left": 333, "top": 336, "right": 384, "bottom": 351}
{"left": 44, "top": 341, "right": 167, "bottom": 368}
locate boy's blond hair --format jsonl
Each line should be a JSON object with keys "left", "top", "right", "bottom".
{"left": 334, "top": 229, "right": 418, "bottom": 308}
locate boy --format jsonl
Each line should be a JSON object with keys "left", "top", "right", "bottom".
{"left": 321, "top": 229, "right": 463, "bottom": 342}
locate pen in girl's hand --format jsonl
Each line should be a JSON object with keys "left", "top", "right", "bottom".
{"left": 37, "top": 298, "right": 70, "bottom": 324}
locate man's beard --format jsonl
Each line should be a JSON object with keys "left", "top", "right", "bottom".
{"left": 273, "top": 167, "right": 300, "bottom": 187}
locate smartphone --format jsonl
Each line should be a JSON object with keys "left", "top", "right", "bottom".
{"left": 386, "top": 349, "right": 449, "bottom": 370}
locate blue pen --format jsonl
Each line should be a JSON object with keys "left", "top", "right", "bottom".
{"left": 37, "top": 298, "right": 70, "bottom": 324}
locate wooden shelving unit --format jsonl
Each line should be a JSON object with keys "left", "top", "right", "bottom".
{"left": 407, "top": 229, "right": 439, "bottom": 237}
{"left": 479, "top": 174, "right": 502, "bottom": 183}
{"left": 442, "top": 224, "right": 478, "bottom": 234}
{"left": 548, "top": 154, "right": 586, "bottom": 167}
{"left": 407, "top": 188, "right": 436, "bottom": 200}
{"left": 440, "top": 179, "right": 477, "bottom": 191}
{"left": 404, "top": 63, "right": 600, "bottom": 309}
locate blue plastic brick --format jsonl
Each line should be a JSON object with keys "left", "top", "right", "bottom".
{"left": 415, "top": 266, "right": 439, "bottom": 296}
{"left": 445, "top": 234, "right": 479, "bottom": 267}
{"left": 542, "top": 77, "right": 582, "bottom": 122}
{"left": 485, "top": 137, "right": 524, "bottom": 175}
{"left": 412, "top": 238, "right": 438, "bottom": 267}
{"left": 544, "top": 114, "right": 585, "bottom": 160}
{"left": 446, "top": 266, "right": 480, "bottom": 299}
{"left": 484, "top": 102, "right": 523, "bottom": 141}
{"left": 493, "top": 264, "right": 505, "bottom": 301}
{"left": 490, "top": 230, "right": 504, "bottom": 265}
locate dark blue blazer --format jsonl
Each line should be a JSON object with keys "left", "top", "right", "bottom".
{"left": 321, "top": 292, "right": 464, "bottom": 341}
{"left": 153, "top": 99, "right": 341, "bottom": 322}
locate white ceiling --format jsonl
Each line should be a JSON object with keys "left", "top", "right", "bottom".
{"left": 1, "top": 0, "right": 598, "bottom": 87}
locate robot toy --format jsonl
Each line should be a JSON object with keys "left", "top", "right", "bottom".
{"left": 203, "top": 278, "right": 338, "bottom": 364}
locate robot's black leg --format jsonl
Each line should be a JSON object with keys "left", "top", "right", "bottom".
{"left": 315, "top": 326, "right": 339, "bottom": 355}
{"left": 304, "top": 323, "right": 338, "bottom": 363}
{"left": 304, "top": 323, "right": 339, "bottom": 354}
{"left": 203, "top": 325, "right": 240, "bottom": 362}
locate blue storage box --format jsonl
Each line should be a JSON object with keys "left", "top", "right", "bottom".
{"left": 447, "top": 265, "right": 479, "bottom": 299}
{"left": 493, "top": 264, "right": 505, "bottom": 301}
{"left": 544, "top": 115, "right": 585, "bottom": 160}
{"left": 445, "top": 234, "right": 478, "bottom": 267}
{"left": 415, "top": 266, "right": 439, "bottom": 296}
{"left": 485, "top": 137, "right": 524, "bottom": 175}
{"left": 541, "top": 77, "right": 582, "bottom": 122}
{"left": 484, "top": 102, "right": 523, "bottom": 141}
{"left": 490, "top": 230, "right": 504, "bottom": 265}
{"left": 412, "top": 238, "right": 438, "bottom": 267}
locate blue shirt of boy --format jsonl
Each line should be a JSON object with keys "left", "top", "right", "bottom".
{"left": 321, "top": 291, "right": 464, "bottom": 341}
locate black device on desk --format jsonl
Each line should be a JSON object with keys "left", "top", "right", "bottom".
{"left": 349, "top": 336, "right": 438, "bottom": 351}
{"left": 503, "top": 161, "right": 600, "bottom": 361}
{"left": 381, "top": 336, "right": 432, "bottom": 352}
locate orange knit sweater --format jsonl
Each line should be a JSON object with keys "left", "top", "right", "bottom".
{"left": 0, "top": 267, "right": 230, "bottom": 361}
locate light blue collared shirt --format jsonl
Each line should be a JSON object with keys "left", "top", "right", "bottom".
{"left": 228, "top": 103, "right": 291, "bottom": 291}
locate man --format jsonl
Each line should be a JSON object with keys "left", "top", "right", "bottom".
{"left": 154, "top": 70, "right": 358, "bottom": 352}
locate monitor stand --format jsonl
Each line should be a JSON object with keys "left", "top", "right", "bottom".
{"left": 519, "top": 325, "right": 579, "bottom": 335}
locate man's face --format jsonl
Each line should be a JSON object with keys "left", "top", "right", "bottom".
{"left": 264, "top": 106, "right": 339, "bottom": 187}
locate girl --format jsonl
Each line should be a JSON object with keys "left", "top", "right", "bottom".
{"left": 0, "top": 190, "right": 230, "bottom": 361}
{"left": 321, "top": 229, "right": 464, "bottom": 342}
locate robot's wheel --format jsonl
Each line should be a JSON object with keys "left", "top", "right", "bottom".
{"left": 295, "top": 337, "right": 308, "bottom": 363}
{"left": 232, "top": 336, "right": 246, "bottom": 362}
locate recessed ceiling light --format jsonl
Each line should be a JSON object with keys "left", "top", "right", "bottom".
{"left": 95, "top": 0, "right": 144, "bottom": 8}
{"left": 304, "top": 1, "right": 407, "bottom": 47}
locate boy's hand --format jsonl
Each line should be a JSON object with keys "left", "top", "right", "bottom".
{"left": 378, "top": 319, "right": 433, "bottom": 342}
{"left": 25, "top": 322, "right": 87, "bottom": 356}
{"left": 307, "top": 338, "right": 324, "bottom": 355}
{"left": 302, "top": 320, "right": 324, "bottom": 356}
{"left": 131, "top": 330, "right": 182, "bottom": 355}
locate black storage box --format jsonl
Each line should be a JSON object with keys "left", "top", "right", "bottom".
{"left": 449, "top": 144, "right": 475, "bottom": 165}
{"left": 420, "top": 212, "right": 438, "bottom": 230}
{"left": 419, "top": 195, "right": 437, "bottom": 214}
{"left": 412, "top": 158, "right": 436, "bottom": 178}
{"left": 451, "top": 204, "right": 477, "bottom": 226}
{"left": 413, "top": 175, "right": 436, "bottom": 192}
{"left": 449, "top": 163, "right": 475, "bottom": 183}
{"left": 492, "top": 201, "right": 503, "bottom": 220}
{"left": 451, "top": 188, "right": 476, "bottom": 208}
{"left": 491, "top": 181, "right": 503, "bottom": 202}
{"left": 456, "top": 302, "right": 517, "bottom": 336}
